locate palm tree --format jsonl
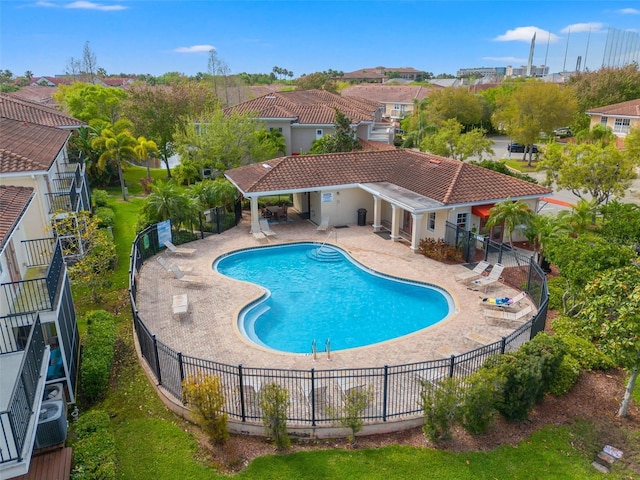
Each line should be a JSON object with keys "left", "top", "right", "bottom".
{"left": 486, "top": 198, "right": 534, "bottom": 250}
{"left": 143, "top": 181, "right": 182, "bottom": 222}
{"left": 134, "top": 136, "right": 159, "bottom": 179}
{"left": 523, "top": 212, "right": 571, "bottom": 268}
{"left": 92, "top": 120, "right": 137, "bottom": 201}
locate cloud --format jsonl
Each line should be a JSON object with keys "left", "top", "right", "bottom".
{"left": 561, "top": 22, "right": 605, "bottom": 34}
{"left": 493, "top": 26, "right": 560, "bottom": 43}
{"left": 482, "top": 56, "right": 525, "bottom": 63}
{"left": 173, "top": 45, "right": 216, "bottom": 54}
{"left": 617, "top": 8, "right": 639, "bottom": 14}
{"left": 65, "top": 1, "right": 127, "bottom": 10}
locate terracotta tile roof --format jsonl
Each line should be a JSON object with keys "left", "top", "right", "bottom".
{"left": 342, "top": 85, "right": 432, "bottom": 104}
{"left": 0, "top": 93, "right": 84, "bottom": 128}
{"left": 7, "top": 86, "right": 59, "bottom": 106}
{"left": 0, "top": 185, "right": 35, "bottom": 249}
{"left": 0, "top": 117, "right": 70, "bottom": 173}
{"left": 359, "top": 139, "right": 398, "bottom": 151}
{"left": 224, "top": 89, "right": 382, "bottom": 125}
{"left": 225, "top": 149, "right": 551, "bottom": 207}
{"left": 586, "top": 98, "right": 640, "bottom": 117}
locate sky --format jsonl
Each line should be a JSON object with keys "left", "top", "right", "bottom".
{"left": 1, "top": 0, "right": 639, "bottom": 79}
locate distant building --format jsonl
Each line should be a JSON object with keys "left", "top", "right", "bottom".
{"left": 506, "top": 65, "right": 549, "bottom": 78}
{"left": 456, "top": 67, "right": 507, "bottom": 78}
{"left": 341, "top": 67, "right": 427, "bottom": 84}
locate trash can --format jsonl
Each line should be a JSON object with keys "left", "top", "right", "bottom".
{"left": 357, "top": 208, "right": 367, "bottom": 226}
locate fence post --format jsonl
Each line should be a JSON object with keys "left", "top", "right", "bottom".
{"left": 382, "top": 365, "right": 388, "bottom": 422}
{"left": 311, "top": 368, "right": 316, "bottom": 427}
{"left": 152, "top": 335, "right": 162, "bottom": 386}
{"left": 238, "top": 365, "right": 246, "bottom": 422}
{"left": 449, "top": 354, "right": 456, "bottom": 378}
{"left": 501, "top": 337, "right": 506, "bottom": 354}
{"left": 178, "top": 352, "right": 185, "bottom": 384}
{"left": 526, "top": 256, "right": 534, "bottom": 294}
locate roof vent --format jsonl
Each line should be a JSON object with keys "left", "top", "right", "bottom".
{"left": 429, "top": 158, "right": 442, "bottom": 165}
{"left": 262, "top": 164, "right": 272, "bottom": 169}
{"left": 265, "top": 95, "right": 276, "bottom": 99}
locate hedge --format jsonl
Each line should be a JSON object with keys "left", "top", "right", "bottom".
{"left": 80, "top": 310, "right": 116, "bottom": 402}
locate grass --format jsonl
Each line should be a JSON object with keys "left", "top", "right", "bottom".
{"left": 103, "top": 163, "right": 170, "bottom": 197}
{"left": 500, "top": 157, "right": 540, "bottom": 173}
{"left": 70, "top": 190, "right": 637, "bottom": 480}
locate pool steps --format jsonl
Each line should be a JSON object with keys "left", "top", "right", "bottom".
{"left": 307, "top": 246, "right": 342, "bottom": 262}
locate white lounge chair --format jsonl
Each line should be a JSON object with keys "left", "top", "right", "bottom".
{"left": 168, "top": 264, "right": 206, "bottom": 285}
{"left": 316, "top": 216, "right": 330, "bottom": 231}
{"left": 163, "top": 240, "right": 196, "bottom": 256}
{"left": 252, "top": 230, "right": 267, "bottom": 242}
{"left": 483, "top": 304, "right": 533, "bottom": 323}
{"left": 480, "top": 291, "right": 527, "bottom": 310}
{"left": 471, "top": 263, "right": 505, "bottom": 292}
{"left": 157, "top": 256, "right": 193, "bottom": 274}
{"left": 259, "top": 218, "right": 277, "bottom": 236}
{"left": 455, "top": 260, "right": 490, "bottom": 283}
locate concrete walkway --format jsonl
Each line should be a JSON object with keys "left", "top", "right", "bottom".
{"left": 135, "top": 215, "right": 529, "bottom": 371}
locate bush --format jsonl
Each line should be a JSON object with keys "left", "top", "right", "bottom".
{"left": 546, "top": 276, "right": 567, "bottom": 311}
{"left": 420, "top": 377, "right": 459, "bottom": 442}
{"left": 330, "top": 385, "right": 373, "bottom": 445}
{"left": 91, "top": 189, "right": 109, "bottom": 208}
{"left": 182, "top": 373, "right": 228, "bottom": 444}
{"left": 549, "top": 355, "right": 581, "bottom": 396}
{"left": 80, "top": 310, "right": 116, "bottom": 403}
{"left": 71, "top": 410, "right": 116, "bottom": 480}
{"left": 459, "top": 371, "right": 498, "bottom": 435}
{"left": 259, "top": 383, "right": 290, "bottom": 450}
{"left": 418, "top": 238, "right": 463, "bottom": 262}
{"left": 93, "top": 207, "right": 115, "bottom": 228}
{"left": 519, "top": 332, "right": 567, "bottom": 401}
{"left": 554, "top": 333, "right": 615, "bottom": 371}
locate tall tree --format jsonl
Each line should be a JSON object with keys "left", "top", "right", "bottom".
{"left": 54, "top": 82, "right": 126, "bottom": 124}
{"left": 420, "top": 118, "right": 493, "bottom": 161}
{"left": 492, "top": 81, "right": 578, "bottom": 165}
{"left": 82, "top": 41, "right": 98, "bottom": 84}
{"left": 568, "top": 63, "right": 640, "bottom": 113}
{"left": 309, "top": 109, "right": 361, "bottom": 154}
{"left": 539, "top": 142, "right": 636, "bottom": 207}
{"left": 92, "top": 120, "right": 138, "bottom": 201}
{"left": 134, "top": 136, "right": 159, "bottom": 179}
{"left": 421, "top": 87, "right": 487, "bottom": 129}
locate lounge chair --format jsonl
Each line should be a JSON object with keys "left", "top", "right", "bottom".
{"left": 455, "top": 260, "right": 490, "bottom": 283}
{"left": 259, "top": 218, "right": 277, "bottom": 236}
{"left": 316, "top": 216, "right": 330, "bottom": 231}
{"left": 163, "top": 240, "right": 196, "bottom": 256}
{"left": 252, "top": 230, "right": 267, "bottom": 241}
{"left": 481, "top": 291, "right": 527, "bottom": 310}
{"left": 157, "top": 256, "right": 193, "bottom": 274}
{"left": 168, "top": 264, "right": 206, "bottom": 285}
{"left": 471, "top": 263, "right": 504, "bottom": 292}
{"left": 483, "top": 304, "right": 533, "bottom": 323}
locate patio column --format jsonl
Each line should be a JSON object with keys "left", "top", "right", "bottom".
{"left": 410, "top": 213, "right": 423, "bottom": 252}
{"left": 249, "top": 197, "right": 261, "bottom": 234}
{"left": 372, "top": 196, "right": 382, "bottom": 232}
{"left": 390, "top": 204, "right": 401, "bottom": 241}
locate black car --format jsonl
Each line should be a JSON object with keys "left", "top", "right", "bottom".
{"left": 508, "top": 142, "right": 538, "bottom": 154}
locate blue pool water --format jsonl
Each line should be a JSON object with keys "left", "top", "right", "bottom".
{"left": 214, "top": 243, "right": 454, "bottom": 354}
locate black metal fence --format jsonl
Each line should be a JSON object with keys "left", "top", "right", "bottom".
{"left": 128, "top": 222, "right": 549, "bottom": 430}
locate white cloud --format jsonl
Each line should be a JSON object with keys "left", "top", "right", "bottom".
{"left": 34, "top": 1, "right": 58, "bottom": 7}
{"left": 482, "top": 56, "right": 525, "bottom": 63}
{"left": 65, "top": 1, "right": 127, "bottom": 10}
{"left": 617, "top": 8, "right": 640, "bottom": 14}
{"left": 173, "top": 45, "right": 216, "bottom": 54}
{"left": 493, "top": 26, "right": 560, "bottom": 43}
{"left": 561, "top": 22, "right": 605, "bottom": 34}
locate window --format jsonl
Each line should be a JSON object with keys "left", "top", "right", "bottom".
{"left": 456, "top": 212, "right": 468, "bottom": 230}
{"left": 315, "top": 129, "right": 323, "bottom": 139}
{"left": 270, "top": 127, "right": 283, "bottom": 133}
{"left": 393, "top": 104, "right": 400, "bottom": 110}
{"left": 600, "top": 116, "right": 608, "bottom": 126}
{"left": 613, "top": 118, "right": 630, "bottom": 134}
{"left": 427, "top": 212, "right": 436, "bottom": 231}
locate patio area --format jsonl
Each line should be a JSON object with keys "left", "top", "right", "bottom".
{"left": 135, "top": 213, "right": 532, "bottom": 371}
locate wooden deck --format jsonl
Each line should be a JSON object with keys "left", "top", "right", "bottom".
{"left": 15, "top": 447, "right": 72, "bottom": 480}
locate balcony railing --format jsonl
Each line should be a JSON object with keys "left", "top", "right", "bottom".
{"left": 0, "top": 315, "right": 46, "bottom": 464}
{"left": 46, "top": 163, "right": 87, "bottom": 214}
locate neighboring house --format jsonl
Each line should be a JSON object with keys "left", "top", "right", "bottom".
{"left": 7, "top": 86, "right": 59, "bottom": 107}
{"left": 341, "top": 67, "right": 427, "bottom": 83}
{"left": 341, "top": 85, "right": 434, "bottom": 121}
{"left": 29, "top": 76, "right": 73, "bottom": 87}
{"left": 224, "top": 89, "right": 392, "bottom": 155}
{"left": 0, "top": 94, "right": 91, "bottom": 260}
{"left": 586, "top": 98, "right": 640, "bottom": 137}
{"left": 225, "top": 149, "right": 551, "bottom": 251}
{"left": 0, "top": 185, "right": 79, "bottom": 478}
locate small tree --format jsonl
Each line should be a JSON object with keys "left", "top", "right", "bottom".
{"left": 486, "top": 198, "right": 534, "bottom": 251}
{"left": 330, "top": 386, "right": 373, "bottom": 445}
{"left": 420, "top": 377, "right": 459, "bottom": 442}
{"left": 309, "top": 109, "right": 361, "bottom": 154}
{"left": 258, "top": 383, "right": 290, "bottom": 450}
{"left": 182, "top": 373, "right": 228, "bottom": 444}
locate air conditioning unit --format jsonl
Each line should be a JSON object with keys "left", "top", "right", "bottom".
{"left": 43, "top": 383, "right": 64, "bottom": 403}
{"left": 35, "top": 400, "right": 67, "bottom": 449}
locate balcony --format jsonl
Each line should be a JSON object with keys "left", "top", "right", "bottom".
{"left": 45, "top": 163, "right": 90, "bottom": 215}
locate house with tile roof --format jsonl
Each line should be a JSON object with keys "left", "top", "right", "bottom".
{"left": 0, "top": 185, "right": 79, "bottom": 479}
{"left": 341, "top": 85, "right": 434, "bottom": 121}
{"left": 586, "top": 98, "right": 640, "bottom": 137}
{"left": 223, "top": 89, "right": 393, "bottom": 155}
{"left": 341, "top": 67, "right": 427, "bottom": 83}
{"left": 0, "top": 94, "right": 91, "bottom": 254}
{"left": 225, "top": 149, "right": 551, "bottom": 251}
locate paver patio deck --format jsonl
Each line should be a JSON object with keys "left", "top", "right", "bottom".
{"left": 136, "top": 214, "right": 532, "bottom": 371}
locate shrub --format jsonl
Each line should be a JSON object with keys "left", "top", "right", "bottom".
{"left": 80, "top": 310, "right": 116, "bottom": 403}
{"left": 420, "top": 377, "right": 459, "bottom": 442}
{"left": 554, "top": 333, "right": 615, "bottom": 371}
{"left": 549, "top": 355, "right": 581, "bottom": 396}
{"left": 93, "top": 207, "right": 115, "bottom": 228}
{"left": 519, "top": 332, "right": 567, "bottom": 401}
{"left": 459, "top": 371, "right": 498, "bottom": 435}
{"left": 546, "top": 276, "right": 567, "bottom": 311}
{"left": 329, "top": 385, "right": 373, "bottom": 445}
{"left": 182, "top": 373, "right": 228, "bottom": 444}
{"left": 488, "top": 353, "right": 542, "bottom": 422}
{"left": 139, "top": 176, "right": 153, "bottom": 194}
{"left": 91, "top": 189, "right": 109, "bottom": 208}
{"left": 418, "top": 238, "right": 463, "bottom": 262}
{"left": 71, "top": 410, "right": 116, "bottom": 480}
{"left": 259, "top": 383, "right": 290, "bottom": 450}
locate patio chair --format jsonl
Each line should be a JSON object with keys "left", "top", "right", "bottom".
{"left": 480, "top": 291, "right": 527, "bottom": 310}
{"left": 483, "top": 304, "right": 533, "bottom": 323}
{"left": 259, "top": 218, "right": 277, "bottom": 236}
{"left": 455, "top": 260, "right": 490, "bottom": 283}
{"left": 157, "top": 256, "right": 192, "bottom": 274}
{"left": 470, "top": 263, "right": 504, "bottom": 292}
{"left": 316, "top": 216, "right": 330, "bottom": 231}
{"left": 168, "top": 264, "right": 206, "bottom": 285}
{"left": 163, "top": 240, "right": 196, "bottom": 256}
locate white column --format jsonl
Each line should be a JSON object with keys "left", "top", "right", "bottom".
{"left": 372, "top": 196, "right": 382, "bottom": 231}
{"left": 250, "top": 197, "right": 261, "bottom": 233}
{"left": 390, "top": 204, "right": 401, "bottom": 241}
{"left": 410, "top": 213, "right": 423, "bottom": 252}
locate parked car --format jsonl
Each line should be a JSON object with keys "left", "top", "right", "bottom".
{"left": 508, "top": 142, "right": 538, "bottom": 154}
{"left": 553, "top": 127, "right": 572, "bottom": 138}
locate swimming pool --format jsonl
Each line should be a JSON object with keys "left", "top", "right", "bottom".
{"left": 214, "top": 243, "right": 454, "bottom": 354}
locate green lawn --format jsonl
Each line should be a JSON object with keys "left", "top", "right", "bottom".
{"left": 103, "top": 163, "right": 170, "bottom": 197}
